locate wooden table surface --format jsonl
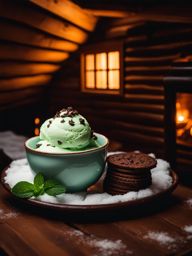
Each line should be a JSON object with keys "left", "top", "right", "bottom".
{"left": 0, "top": 181, "right": 192, "bottom": 256}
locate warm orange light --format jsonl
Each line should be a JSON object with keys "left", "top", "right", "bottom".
{"left": 108, "top": 70, "right": 120, "bottom": 89}
{"left": 86, "top": 71, "right": 95, "bottom": 88}
{"left": 96, "top": 71, "right": 107, "bottom": 89}
{"left": 190, "top": 127, "right": 192, "bottom": 137}
{"left": 96, "top": 53, "right": 107, "bottom": 70}
{"left": 177, "top": 115, "right": 185, "bottom": 122}
{"left": 34, "top": 128, "right": 40, "bottom": 136}
{"left": 83, "top": 51, "right": 120, "bottom": 91}
{"left": 176, "top": 110, "right": 189, "bottom": 124}
{"left": 34, "top": 117, "right": 40, "bottom": 125}
{"left": 108, "top": 51, "right": 120, "bottom": 69}
{"left": 85, "top": 54, "right": 94, "bottom": 70}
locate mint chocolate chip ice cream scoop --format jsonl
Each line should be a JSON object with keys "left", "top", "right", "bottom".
{"left": 39, "top": 107, "right": 92, "bottom": 150}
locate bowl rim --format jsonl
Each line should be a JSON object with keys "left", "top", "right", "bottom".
{"left": 25, "top": 132, "right": 109, "bottom": 156}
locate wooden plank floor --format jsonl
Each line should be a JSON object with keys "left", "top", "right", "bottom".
{"left": 0, "top": 182, "right": 192, "bottom": 256}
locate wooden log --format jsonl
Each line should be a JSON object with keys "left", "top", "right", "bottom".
{"left": 125, "top": 35, "right": 148, "bottom": 46}
{"left": 0, "top": 43, "right": 69, "bottom": 63}
{"left": 126, "top": 41, "right": 192, "bottom": 52}
{"left": 109, "top": 129, "right": 164, "bottom": 146}
{"left": 125, "top": 75, "right": 164, "bottom": 84}
{"left": 29, "top": 0, "right": 97, "bottom": 32}
{"left": 138, "top": 8, "right": 192, "bottom": 24}
{"left": 125, "top": 84, "right": 164, "bottom": 94}
{"left": 0, "top": 87, "right": 45, "bottom": 105}
{"left": 77, "top": 3, "right": 192, "bottom": 23}
{"left": 167, "top": 66, "right": 192, "bottom": 76}
{"left": 0, "top": 97, "right": 43, "bottom": 111}
{"left": 53, "top": 93, "right": 164, "bottom": 114}
{"left": 152, "top": 27, "right": 192, "bottom": 39}
{"left": 88, "top": 116, "right": 164, "bottom": 137}
{"left": 0, "top": 63, "right": 60, "bottom": 77}
{"left": 0, "top": 75, "right": 51, "bottom": 91}
{"left": 127, "top": 23, "right": 192, "bottom": 38}
{"left": 124, "top": 54, "right": 180, "bottom": 65}
{"left": 106, "top": 24, "right": 135, "bottom": 38}
{"left": 84, "top": 9, "right": 131, "bottom": 18}
{"left": 164, "top": 76, "right": 192, "bottom": 85}
{"left": 124, "top": 94, "right": 164, "bottom": 104}
{"left": 77, "top": 107, "right": 164, "bottom": 126}
{"left": 125, "top": 41, "right": 192, "bottom": 56}
{"left": 0, "top": 19, "right": 78, "bottom": 52}
{"left": 125, "top": 66, "right": 170, "bottom": 75}
{"left": 0, "top": 1, "right": 87, "bottom": 43}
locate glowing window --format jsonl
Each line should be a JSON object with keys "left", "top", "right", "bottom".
{"left": 81, "top": 43, "right": 122, "bottom": 94}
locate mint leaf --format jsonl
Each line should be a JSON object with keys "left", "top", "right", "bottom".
{"left": 34, "top": 173, "right": 44, "bottom": 196}
{"left": 45, "top": 185, "right": 66, "bottom": 196}
{"left": 44, "top": 179, "right": 60, "bottom": 190}
{"left": 11, "top": 174, "right": 66, "bottom": 199}
{"left": 12, "top": 181, "right": 34, "bottom": 198}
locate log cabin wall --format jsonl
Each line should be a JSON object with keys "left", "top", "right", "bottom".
{"left": 49, "top": 20, "right": 192, "bottom": 156}
{"left": 0, "top": 0, "right": 97, "bottom": 136}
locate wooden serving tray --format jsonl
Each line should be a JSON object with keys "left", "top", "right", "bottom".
{"left": 0, "top": 166, "right": 178, "bottom": 215}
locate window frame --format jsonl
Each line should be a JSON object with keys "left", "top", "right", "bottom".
{"left": 80, "top": 40, "right": 124, "bottom": 95}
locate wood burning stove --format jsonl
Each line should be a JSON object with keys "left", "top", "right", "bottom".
{"left": 164, "top": 60, "right": 192, "bottom": 184}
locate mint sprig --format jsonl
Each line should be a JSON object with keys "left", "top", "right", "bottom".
{"left": 34, "top": 173, "right": 44, "bottom": 196}
{"left": 11, "top": 173, "right": 66, "bottom": 199}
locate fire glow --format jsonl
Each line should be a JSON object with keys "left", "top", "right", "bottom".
{"left": 176, "top": 102, "right": 192, "bottom": 143}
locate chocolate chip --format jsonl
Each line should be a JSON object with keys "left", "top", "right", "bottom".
{"left": 47, "top": 124, "right": 50, "bottom": 128}
{"left": 47, "top": 144, "right": 50, "bottom": 146}
{"left": 79, "top": 118, "right": 85, "bottom": 125}
{"left": 93, "top": 135, "right": 97, "bottom": 140}
{"left": 67, "top": 106, "right": 73, "bottom": 111}
{"left": 73, "top": 110, "right": 79, "bottom": 115}
{"left": 49, "top": 120, "right": 52, "bottom": 123}
{"left": 58, "top": 140, "right": 62, "bottom": 145}
{"left": 36, "top": 143, "right": 42, "bottom": 148}
{"left": 69, "top": 119, "right": 75, "bottom": 126}
{"left": 68, "top": 112, "right": 73, "bottom": 117}
{"left": 60, "top": 119, "right": 65, "bottom": 123}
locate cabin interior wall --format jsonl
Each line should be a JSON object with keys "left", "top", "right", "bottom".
{"left": 49, "top": 19, "right": 192, "bottom": 157}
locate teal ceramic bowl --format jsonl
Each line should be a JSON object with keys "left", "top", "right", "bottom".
{"left": 25, "top": 133, "right": 108, "bottom": 192}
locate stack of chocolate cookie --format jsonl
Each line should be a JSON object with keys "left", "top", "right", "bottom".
{"left": 104, "top": 152, "right": 157, "bottom": 195}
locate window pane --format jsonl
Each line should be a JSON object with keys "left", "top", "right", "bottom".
{"left": 85, "top": 54, "right": 94, "bottom": 70}
{"left": 108, "top": 51, "right": 120, "bottom": 69}
{"left": 86, "top": 71, "right": 95, "bottom": 88}
{"left": 96, "top": 71, "right": 107, "bottom": 89}
{"left": 96, "top": 53, "right": 107, "bottom": 70}
{"left": 108, "top": 70, "right": 120, "bottom": 89}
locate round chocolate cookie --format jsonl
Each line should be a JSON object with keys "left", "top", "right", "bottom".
{"left": 107, "top": 152, "right": 157, "bottom": 171}
{"left": 104, "top": 152, "right": 156, "bottom": 195}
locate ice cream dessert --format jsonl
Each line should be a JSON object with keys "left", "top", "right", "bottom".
{"left": 35, "top": 107, "right": 98, "bottom": 153}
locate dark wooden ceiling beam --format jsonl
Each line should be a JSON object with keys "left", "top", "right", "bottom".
{"left": 0, "top": 62, "right": 60, "bottom": 78}
{"left": 0, "top": 0, "right": 88, "bottom": 43}
{"left": 0, "top": 43, "right": 69, "bottom": 63}
{"left": 77, "top": 1, "right": 192, "bottom": 24}
{"left": 29, "top": 0, "right": 97, "bottom": 31}
{"left": 0, "top": 75, "right": 52, "bottom": 91}
{"left": 0, "top": 19, "right": 78, "bottom": 52}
